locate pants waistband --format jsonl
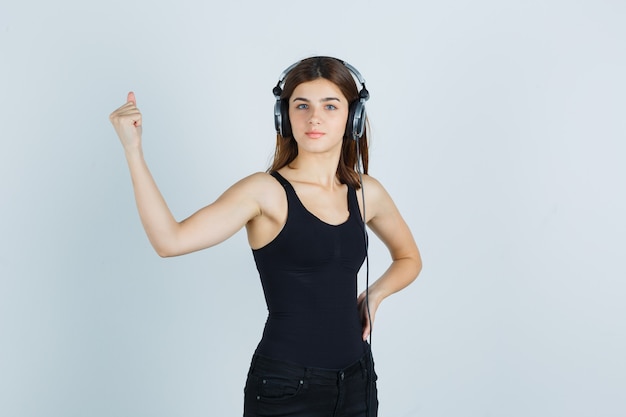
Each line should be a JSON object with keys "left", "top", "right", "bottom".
{"left": 249, "top": 349, "right": 373, "bottom": 383}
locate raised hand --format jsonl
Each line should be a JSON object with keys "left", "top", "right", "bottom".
{"left": 109, "top": 92, "right": 143, "bottom": 151}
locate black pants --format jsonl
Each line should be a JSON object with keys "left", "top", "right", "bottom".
{"left": 243, "top": 350, "right": 378, "bottom": 417}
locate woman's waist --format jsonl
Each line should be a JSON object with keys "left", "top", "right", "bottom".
{"left": 248, "top": 346, "right": 372, "bottom": 382}
{"left": 254, "top": 337, "right": 367, "bottom": 370}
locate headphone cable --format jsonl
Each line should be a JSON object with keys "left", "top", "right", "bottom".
{"left": 356, "top": 139, "right": 374, "bottom": 416}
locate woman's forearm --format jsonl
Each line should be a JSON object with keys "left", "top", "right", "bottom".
{"left": 124, "top": 146, "right": 179, "bottom": 257}
{"left": 369, "top": 255, "right": 422, "bottom": 303}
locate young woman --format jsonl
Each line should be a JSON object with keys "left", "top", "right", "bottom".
{"left": 109, "top": 56, "right": 422, "bottom": 417}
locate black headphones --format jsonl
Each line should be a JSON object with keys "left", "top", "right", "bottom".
{"left": 272, "top": 57, "right": 370, "bottom": 141}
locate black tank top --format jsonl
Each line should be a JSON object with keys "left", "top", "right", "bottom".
{"left": 252, "top": 171, "right": 367, "bottom": 369}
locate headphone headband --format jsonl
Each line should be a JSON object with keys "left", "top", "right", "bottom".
{"left": 273, "top": 57, "right": 369, "bottom": 140}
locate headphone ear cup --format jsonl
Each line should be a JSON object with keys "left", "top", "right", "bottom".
{"left": 274, "top": 99, "right": 283, "bottom": 136}
{"left": 280, "top": 99, "right": 292, "bottom": 138}
{"left": 347, "top": 100, "right": 366, "bottom": 140}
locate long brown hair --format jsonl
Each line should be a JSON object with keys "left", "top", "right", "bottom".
{"left": 268, "top": 56, "right": 369, "bottom": 189}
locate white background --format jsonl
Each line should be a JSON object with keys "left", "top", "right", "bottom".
{"left": 1, "top": 1, "right": 625, "bottom": 416}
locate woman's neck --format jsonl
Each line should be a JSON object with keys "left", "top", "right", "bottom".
{"left": 284, "top": 153, "right": 342, "bottom": 188}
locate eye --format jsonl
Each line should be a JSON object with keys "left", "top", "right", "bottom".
{"left": 325, "top": 104, "right": 337, "bottom": 110}
{"left": 295, "top": 103, "right": 308, "bottom": 110}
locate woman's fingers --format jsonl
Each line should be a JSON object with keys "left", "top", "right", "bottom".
{"left": 109, "top": 92, "right": 143, "bottom": 148}
{"left": 110, "top": 93, "right": 141, "bottom": 123}
{"left": 357, "top": 292, "right": 375, "bottom": 340}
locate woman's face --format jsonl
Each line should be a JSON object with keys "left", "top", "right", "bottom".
{"left": 288, "top": 78, "right": 349, "bottom": 156}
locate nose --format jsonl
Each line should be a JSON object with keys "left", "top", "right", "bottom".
{"left": 309, "top": 106, "right": 321, "bottom": 125}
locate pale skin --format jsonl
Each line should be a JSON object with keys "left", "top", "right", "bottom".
{"left": 109, "top": 79, "right": 422, "bottom": 340}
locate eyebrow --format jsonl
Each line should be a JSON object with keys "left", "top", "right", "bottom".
{"left": 292, "top": 97, "right": 342, "bottom": 103}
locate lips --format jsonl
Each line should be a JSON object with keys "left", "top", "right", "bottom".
{"left": 305, "top": 131, "right": 325, "bottom": 139}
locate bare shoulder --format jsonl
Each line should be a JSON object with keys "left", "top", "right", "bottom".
{"left": 237, "top": 171, "right": 277, "bottom": 185}
{"left": 210, "top": 171, "right": 283, "bottom": 217}
{"left": 360, "top": 174, "right": 387, "bottom": 195}
{"left": 230, "top": 171, "right": 284, "bottom": 213}
{"left": 357, "top": 174, "right": 400, "bottom": 222}
{"left": 360, "top": 174, "right": 394, "bottom": 203}
{"left": 228, "top": 171, "right": 282, "bottom": 195}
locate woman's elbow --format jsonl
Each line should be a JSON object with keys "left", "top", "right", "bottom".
{"left": 153, "top": 241, "right": 180, "bottom": 258}
{"left": 411, "top": 252, "right": 423, "bottom": 280}
{"left": 156, "top": 249, "right": 173, "bottom": 258}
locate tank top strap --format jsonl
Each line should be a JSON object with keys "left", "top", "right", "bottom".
{"left": 270, "top": 171, "right": 291, "bottom": 188}
{"left": 270, "top": 171, "right": 300, "bottom": 202}
{"left": 347, "top": 185, "right": 365, "bottom": 227}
